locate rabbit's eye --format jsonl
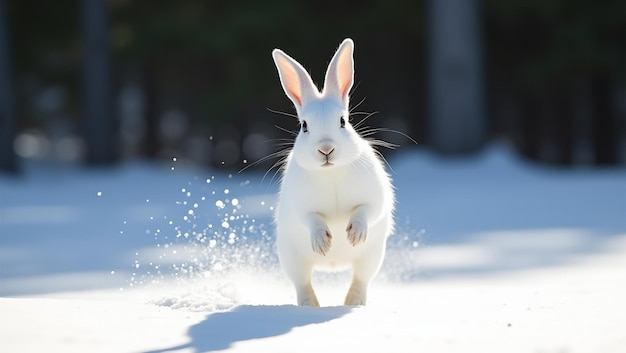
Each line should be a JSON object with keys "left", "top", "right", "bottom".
{"left": 301, "top": 120, "right": 308, "bottom": 133}
{"left": 340, "top": 117, "right": 346, "bottom": 128}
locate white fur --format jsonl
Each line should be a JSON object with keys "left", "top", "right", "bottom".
{"left": 272, "top": 38, "right": 395, "bottom": 306}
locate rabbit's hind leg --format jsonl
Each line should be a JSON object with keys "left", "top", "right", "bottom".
{"left": 344, "top": 276, "right": 368, "bottom": 306}
{"left": 296, "top": 282, "right": 320, "bottom": 307}
{"left": 281, "top": 254, "right": 319, "bottom": 306}
{"left": 345, "top": 261, "right": 378, "bottom": 306}
{"left": 344, "top": 236, "right": 386, "bottom": 306}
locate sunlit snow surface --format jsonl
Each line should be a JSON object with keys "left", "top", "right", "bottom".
{"left": 1, "top": 144, "right": 625, "bottom": 352}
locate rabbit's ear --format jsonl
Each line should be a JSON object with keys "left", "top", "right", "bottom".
{"left": 272, "top": 49, "right": 318, "bottom": 110}
{"left": 323, "top": 38, "right": 354, "bottom": 105}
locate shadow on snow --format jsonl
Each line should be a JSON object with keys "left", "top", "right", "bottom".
{"left": 142, "top": 304, "right": 353, "bottom": 353}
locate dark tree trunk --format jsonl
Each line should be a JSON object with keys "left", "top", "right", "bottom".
{"left": 0, "top": 0, "right": 17, "bottom": 173}
{"left": 591, "top": 75, "right": 618, "bottom": 166}
{"left": 428, "top": 0, "right": 486, "bottom": 154}
{"left": 519, "top": 94, "right": 541, "bottom": 162}
{"left": 142, "top": 64, "right": 159, "bottom": 158}
{"left": 82, "top": 0, "right": 117, "bottom": 165}
{"left": 555, "top": 90, "right": 575, "bottom": 165}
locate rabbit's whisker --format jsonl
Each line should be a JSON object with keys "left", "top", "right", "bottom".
{"left": 351, "top": 111, "right": 378, "bottom": 129}
{"left": 349, "top": 96, "right": 367, "bottom": 113}
{"left": 274, "top": 124, "right": 298, "bottom": 136}
{"left": 267, "top": 107, "right": 298, "bottom": 119}
{"left": 238, "top": 149, "right": 285, "bottom": 174}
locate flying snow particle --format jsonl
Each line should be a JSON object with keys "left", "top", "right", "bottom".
{"left": 221, "top": 221, "right": 230, "bottom": 228}
{"left": 96, "top": 191, "right": 102, "bottom": 197}
{"left": 224, "top": 189, "right": 230, "bottom": 195}
{"left": 215, "top": 200, "right": 225, "bottom": 209}
{"left": 231, "top": 198, "right": 239, "bottom": 206}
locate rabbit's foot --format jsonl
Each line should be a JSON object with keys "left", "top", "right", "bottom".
{"left": 344, "top": 279, "right": 367, "bottom": 306}
{"left": 311, "top": 226, "right": 332, "bottom": 256}
{"left": 297, "top": 284, "right": 320, "bottom": 307}
{"left": 346, "top": 216, "right": 368, "bottom": 246}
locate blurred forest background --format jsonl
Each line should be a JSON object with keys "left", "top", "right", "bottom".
{"left": 0, "top": 0, "right": 624, "bottom": 173}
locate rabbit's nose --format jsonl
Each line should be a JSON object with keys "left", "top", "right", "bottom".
{"left": 318, "top": 145, "right": 335, "bottom": 156}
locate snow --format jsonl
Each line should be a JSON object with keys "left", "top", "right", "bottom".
{"left": 1, "top": 144, "right": 625, "bottom": 353}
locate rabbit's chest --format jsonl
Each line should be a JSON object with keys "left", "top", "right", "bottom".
{"left": 298, "top": 172, "right": 374, "bottom": 217}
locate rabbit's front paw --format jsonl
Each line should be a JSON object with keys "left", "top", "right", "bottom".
{"left": 346, "top": 217, "right": 368, "bottom": 246}
{"left": 311, "top": 226, "right": 332, "bottom": 256}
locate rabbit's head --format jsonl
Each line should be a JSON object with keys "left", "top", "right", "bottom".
{"left": 272, "top": 39, "right": 366, "bottom": 171}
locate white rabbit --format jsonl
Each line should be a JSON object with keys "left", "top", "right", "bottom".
{"left": 271, "top": 38, "right": 395, "bottom": 306}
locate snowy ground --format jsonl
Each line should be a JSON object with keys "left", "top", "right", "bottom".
{"left": 1, "top": 144, "right": 625, "bottom": 353}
